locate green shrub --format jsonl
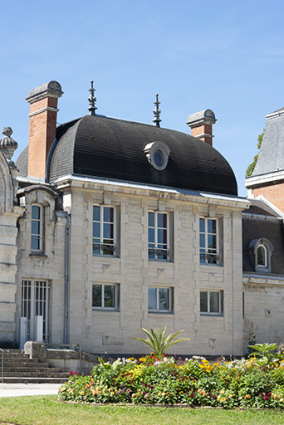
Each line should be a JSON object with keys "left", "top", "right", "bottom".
{"left": 58, "top": 349, "right": 284, "bottom": 408}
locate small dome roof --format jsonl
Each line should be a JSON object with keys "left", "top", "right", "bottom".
{"left": 20, "top": 114, "right": 237, "bottom": 196}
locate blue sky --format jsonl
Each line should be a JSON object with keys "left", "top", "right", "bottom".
{"left": 1, "top": 0, "right": 283, "bottom": 196}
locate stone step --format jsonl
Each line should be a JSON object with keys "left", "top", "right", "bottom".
{"left": 3, "top": 366, "right": 62, "bottom": 373}
{"left": 0, "top": 361, "right": 49, "bottom": 367}
{"left": 0, "top": 353, "right": 29, "bottom": 358}
{"left": 1, "top": 377, "right": 69, "bottom": 384}
{"left": 3, "top": 371, "right": 70, "bottom": 378}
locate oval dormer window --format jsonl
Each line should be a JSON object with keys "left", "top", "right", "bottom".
{"left": 144, "top": 141, "right": 171, "bottom": 171}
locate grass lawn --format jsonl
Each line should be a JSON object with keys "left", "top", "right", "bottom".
{"left": 0, "top": 396, "right": 284, "bottom": 425}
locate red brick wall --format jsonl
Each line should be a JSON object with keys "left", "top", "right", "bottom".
{"left": 252, "top": 182, "right": 284, "bottom": 213}
{"left": 27, "top": 97, "right": 58, "bottom": 179}
{"left": 191, "top": 124, "right": 213, "bottom": 146}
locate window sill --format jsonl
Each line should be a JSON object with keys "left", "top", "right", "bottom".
{"left": 200, "top": 313, "right": 223, "bottom": 318}
{"left": 148, "top": 259, "right": 173, "bottom": 263}
{"left": 148, "top": 311, "right": 174, "bottom": 315}
{"left": 92, "top": 309, "right": 120, "bottom": 313}
{"left": 29, "top": 252, "right": 47, "bottom": 259}
{"left": 93, "top": 254, "right": 118, "bottom": 259}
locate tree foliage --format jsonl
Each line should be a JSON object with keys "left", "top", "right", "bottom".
{"left": 134, "top": 326, "right": 189, "bottom": 355}
{"left": 246, "top": 130, "right": 264, "bottom": 177}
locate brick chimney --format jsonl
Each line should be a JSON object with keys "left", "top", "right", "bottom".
{"left": 186, "top": 109, "right": 216, "bottom": 146}
{"left": 26, "top": 81, "right": 63, "bottom": 180}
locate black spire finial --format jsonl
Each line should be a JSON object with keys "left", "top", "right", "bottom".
{"left": 152, "top": 93, "right": 161, "bottom": 127}
{"left": 88, "top": 81, "right": 97, "bottom": 116}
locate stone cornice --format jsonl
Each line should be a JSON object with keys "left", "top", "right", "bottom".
{"left": 55, "top": 174, "right": 250, "bottom": 210}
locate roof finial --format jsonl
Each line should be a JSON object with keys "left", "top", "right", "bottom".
{"left": 88, "top": 81, "right": 97, "bottom": 116}
{"left": 152, "top": 93, "right": 161, "bottom": 127}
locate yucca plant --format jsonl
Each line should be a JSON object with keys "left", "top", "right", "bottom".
{"left": 134, "top": 326, "right": 189, "bottom": 356}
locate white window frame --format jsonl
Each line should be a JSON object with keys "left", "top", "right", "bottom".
{"left": 148, "top": 286, "right": 172, "bottom": 313}
{"left": 31, "top": 204, "right": 43, "bottom": 252}
{"left": 200, "top": 290, "right": 222, "bottom": 315}
{"left": 148, "top": 211, "right": 169, "bottom": 261}
{"left": 93, "top": 205, "right": 116, "bottom": 256}
{"left": 92, "top": 283, "right": 118, "bottom": 310}
{"left": 199, "top": 217, "right": 219, "bottom": 265}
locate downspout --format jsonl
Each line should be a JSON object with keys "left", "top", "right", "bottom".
{"left": 63, "top": 212, "right": 71, "bottom": 344}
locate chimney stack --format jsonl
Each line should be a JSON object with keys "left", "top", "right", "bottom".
{"left": 186, "top": 109, "right": 216, "bottom": 146}
{"left": 26, "top": 81, "right": 63, "bottom": 180}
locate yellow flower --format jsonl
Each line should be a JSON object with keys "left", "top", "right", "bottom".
{"left": 81, "top": 391, "right": 85, "bottom": 395}
{"left": 60, "top": 387, "right": 66, "bottom": 392}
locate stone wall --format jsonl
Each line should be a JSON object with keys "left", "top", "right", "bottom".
{"left": 243, "top": 276, "right": 284, "bottom": 352}
{"left": 61, "top": 181, "right": 247, "bottom": 356}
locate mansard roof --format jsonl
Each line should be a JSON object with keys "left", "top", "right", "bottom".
{"left": 242, "top": 199, "right": 284, "bottom": 274}
{"left": 17, "top": 114, "right": 238, "bottom": 196}
{"left": 252, "top": 107, "right": 284, "bottom": 177}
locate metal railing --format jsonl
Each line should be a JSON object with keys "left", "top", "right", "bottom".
{"left": 0, "top": 349, "right": 9, "bottom": 383}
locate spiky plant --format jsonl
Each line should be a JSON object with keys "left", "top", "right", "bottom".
{"left": 134, "top": 326, "right": 189, "bottom": 356}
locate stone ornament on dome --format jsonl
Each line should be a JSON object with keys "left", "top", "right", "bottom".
{"left": 0, "top": 127, "right": 18, "bottom": 168}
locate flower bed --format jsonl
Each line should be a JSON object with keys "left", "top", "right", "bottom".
{"left": 58, "top": 353, "right": 284, "bottom": 408}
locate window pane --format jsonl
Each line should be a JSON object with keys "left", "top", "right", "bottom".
{"left": 200, "top": 291, "right": 207, "bottom": 312}
{"left": 148, "top": 288, "right": 157, "bottom": 310}
{"left": 158, "top": 228, "right": 167, "bottom": 244}
{"left": 159, "top": 288, "right": 169, "bottom": 311}
{"left": 93, "top": 206, "right": 100, "bottom": 221}
{"left": 103, "top": 207, "right": 114, "bottom": 223}
{"left": 93, "top": 222, "right": 100, "bottom": 238}
{"left": 148, "top": 228, "right": 155, "bottom": 244}
{"left": 207, "top": 219, "right": 216, "bottom": 234}
{"left": 208, "top": 235, "right": 216, "bottom": 250}
{"left": 32, "top": 206, "right": 40, "bottom": 220}
{"left": 210, "top": 292, "right": 220, "bottom": 313}
{"left": 148, "top": 212, "right": 154, "bottom": 227}
{"left": 31, "top": 221, "right": 40, "bottom": 235}
{"left": 93, "top": 244, "right": 100, "bottom": 255}
{"left": 200, "top": 233, "right": 205, "bottom": 249}
{"left": 257, "top": 246, "right": 266, "bottom": 266}
{"left": 31, "top": 237, "right": 40, "bottom": 251}
{"left": 199, "top": 218, "right": 205, "bottom": 233}
{"left": 103, "top": 223, "right": 113, "bottom": 239}
{"left": 104, "top": 285, "right": 115, "bottom": 308}
{"left": 157, "top": 213, "right": 167, "bottom": 228}
{"left": 92, "top": 285, "right": 102, "bottom": 307}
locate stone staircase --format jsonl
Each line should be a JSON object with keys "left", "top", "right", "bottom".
{"left": 0, "top": 349, "right": 70, "bottom": 383}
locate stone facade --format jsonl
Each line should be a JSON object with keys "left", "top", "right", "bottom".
{"left": 1, "top": 81, "right": 284, "bottom": 357}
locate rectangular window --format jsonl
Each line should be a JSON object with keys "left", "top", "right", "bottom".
{"left": 93, "top": 206, "right": 116, "bottom": 256}
{"left": 92, "top": 284, "right": 118, "bottom": 309}
{"left": 199, "top": 218, "right": 218, "bottom": 264}
{"left": 200, "top": 290, "right": 222, "bottom": 315}
{"left": 31, "top": 205, "right": 43, "bottom": 252}
{"left": 148, "top": 211, "right": 169, "bottom": 260}
{"left": 148, "top": 287, "right": 172, "bottom": 312}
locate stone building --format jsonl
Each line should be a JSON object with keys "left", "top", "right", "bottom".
{"left": 244, "top": 108, "right": 284, "bottom": 349}
{"left": 0, "top": 80, "right": 283, "bottom": 356}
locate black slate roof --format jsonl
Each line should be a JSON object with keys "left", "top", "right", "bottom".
{"left": 252, "top": 107, "right": 284, "bottom": 177}
{"left": 43, "top": 115, "right": 237, "bottom": 195}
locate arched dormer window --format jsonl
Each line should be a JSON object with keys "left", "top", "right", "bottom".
{"left": 31, "top": 204, "right": 43, "bottom": 252}
{"left": 249, "top": 238, "right": 273, "bottom": 273}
